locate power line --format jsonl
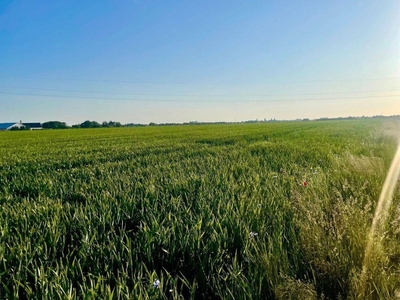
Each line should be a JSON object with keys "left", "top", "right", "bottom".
{"left": 0, "top": 85, "right": 399, "bottom": 97}
{"left": 0, "top": 91, "right": 398, "bottom": 103}
{"left": 0, "top": 75, "right": 399, "bottom": 85}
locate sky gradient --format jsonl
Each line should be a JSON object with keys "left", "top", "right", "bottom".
{"left": 1, "top": 1, "right": 399, "bottom": 125}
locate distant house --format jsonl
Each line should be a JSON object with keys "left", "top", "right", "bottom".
{"left": 0, "top": 121, "right": 43, "bottom": 130}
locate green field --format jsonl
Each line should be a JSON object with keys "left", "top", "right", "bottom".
{"left": 0, "top": 119, "right": 399, "bottom": 299}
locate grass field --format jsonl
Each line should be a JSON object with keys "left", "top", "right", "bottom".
{"left": 0, "top": 119, "right": 399, "bottom": 299}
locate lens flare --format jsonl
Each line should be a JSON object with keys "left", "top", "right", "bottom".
{"left": 358, "top": 143, "right": 400, "bottom": 297}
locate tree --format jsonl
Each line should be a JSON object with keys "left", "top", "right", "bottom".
{"left": 42, "top": 121, "right": 68, "bottom": 129}
{"left": 10, "top": 125, "right": 29, "bottom": 131}
{"left": 80, "top": 120, "right": 101, "bottom": 128}
{"left": 102, "top": 121, "right": 122, "bottom": 127}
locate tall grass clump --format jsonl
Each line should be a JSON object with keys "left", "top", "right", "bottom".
{"left": 0, "top": 118, "right": 399, "bottom": 299}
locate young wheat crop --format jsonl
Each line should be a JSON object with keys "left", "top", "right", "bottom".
{"left": 0, "top": 118, "right": 399, "bottom": 299}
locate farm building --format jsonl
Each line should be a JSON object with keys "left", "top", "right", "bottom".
{"left": 0, "top": 122, "right": 43, "bottom": 130}
{"left": 22, "top": 122, "right": 43, "bottom": 130}
{"left": 0, "top": 122, "right": 24, "bottom": 130}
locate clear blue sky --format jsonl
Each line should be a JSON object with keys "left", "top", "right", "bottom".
{"left": 1, "top": 0, "right": 399, "bottom": 125}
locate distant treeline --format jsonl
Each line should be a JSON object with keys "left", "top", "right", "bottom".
{"left": 43, "top": 120, "right": 144, "bottom": 129}
{"left": 71, "top": 120, "right": 123, "bottom": 128}
{"left": 40, "top": 115, "right": 399, "bottom": 129}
